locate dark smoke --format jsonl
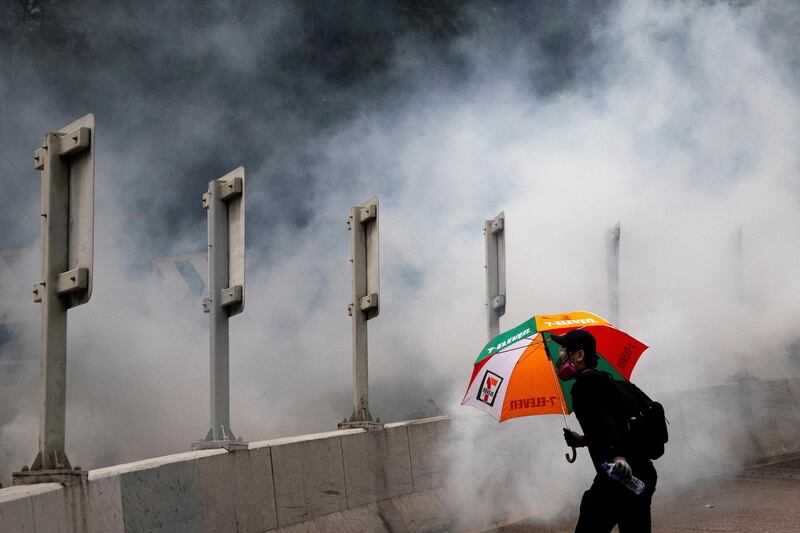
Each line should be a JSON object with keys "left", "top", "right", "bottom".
{"left": 1, "top": 0, "right": 611, "bottom": 257}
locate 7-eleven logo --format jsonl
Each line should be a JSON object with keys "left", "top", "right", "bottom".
{"left": 477, "top": 370, "right": 503, "bottom": 407}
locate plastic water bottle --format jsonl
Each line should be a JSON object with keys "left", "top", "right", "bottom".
{"left": 601, "top": 462, "right": 646, "bottom": 495}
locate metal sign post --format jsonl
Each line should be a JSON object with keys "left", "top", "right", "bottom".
{"left": 14, "top": 114, "right": 95, "bottom": 486}
{"left": 485, "top": 212, "right": 506, "bottom": 341}
{"left": 339, "top": 196, "right": 382, "bottom": 430}
{"left": 606, "top": 223, "right": 620, "bottom": 326}
{"left": 734, "top": 226, "right": 745, "bottom": 305}
{"left": 193, "top": 167, "right": 247, "bottom": 451}
{"left": 732, "top": 226, "right": 752, "bottom": 377}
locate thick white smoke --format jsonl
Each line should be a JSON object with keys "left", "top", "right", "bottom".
{"left": 0, "top": 4, "right": 798, "bottom": 529}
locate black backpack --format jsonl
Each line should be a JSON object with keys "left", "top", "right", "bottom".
{"left": 613, "top": 379, "right": 668, "bottom": 460}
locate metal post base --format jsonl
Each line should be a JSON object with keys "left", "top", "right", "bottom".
{"left": 12, "top": 468, "right": 87, "bottom": 486}
{"left": 192, "top": 426, "right": 248, "bottom": 451}
{"left": 191, "top": 438, "right": 248, "bottom": 451}
{"left": 338, "top": 418, "right": 385, "bottom": 431}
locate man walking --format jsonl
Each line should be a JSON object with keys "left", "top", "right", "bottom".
{"left": 553, "top": 329, "right": 657, "bottom": 533}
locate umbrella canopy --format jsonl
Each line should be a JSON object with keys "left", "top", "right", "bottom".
{"left": 462, "top": 311, "right": 648, "bottom": 422}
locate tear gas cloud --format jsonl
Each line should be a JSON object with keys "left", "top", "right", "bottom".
{"left": 1, "top": 0, "right": 799, "bottom": 523}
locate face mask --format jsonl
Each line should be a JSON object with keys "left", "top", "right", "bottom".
{"left": 557, "top": 359, "right": 578, "bottom": 381}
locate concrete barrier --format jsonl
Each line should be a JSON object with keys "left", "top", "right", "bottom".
{"left": 749, "top": 379, "right": 800, "bottom": 457}
{"left": 0, "top": 419, "right": 453, "bottom": 532}
{"left": 268, "top": 429, "right": 356, "bottom": 527}
{"left": 0, "top": 483, "right": 67, "bottom": 532}
{"left": 198, "top": 443, "right": 277, "bottom": 532}
{"left": 269, "top": 489, "right": 450, "bottom": 533}
{"left": 85, "top": 470, "right": 123, "bottom": 533}
{"left": 1, "top": 382, "right": 798, "bottom": 532}
{"left": 341, "top": 423, "right": 413, "bottom": 508}
{"left": 665, "top": 378, "right": 800, "bottom": 468}
{"left": 93, "top": 450, "right": 226, "bottom": 532}
{"left": 404, "top": 416, "right": 450, "bottom": 492}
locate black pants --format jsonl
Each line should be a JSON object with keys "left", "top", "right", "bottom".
{"left": 574, "top": 466, "right": 657, "bottom": 533}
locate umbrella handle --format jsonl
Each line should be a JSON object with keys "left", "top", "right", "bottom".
{"left": 565, "top": 445, "right": 577, "bottom": 463}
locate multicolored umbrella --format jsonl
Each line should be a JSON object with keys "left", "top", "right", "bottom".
{"left": 461, "top": 311, "right": 648, "bottom": 423}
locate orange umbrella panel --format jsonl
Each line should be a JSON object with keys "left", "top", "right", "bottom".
{"left": 499, "top": 337, "right": 567, "bottom": 421}
{"left": 462, "top": 318, "right": 569, "bottom": 422}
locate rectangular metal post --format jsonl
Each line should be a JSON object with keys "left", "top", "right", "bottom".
{"left": 734, "top": 226, "right": 745, "bottom": 304}
{"left": 15, "top": 114, "right": 95, "bottom": 486}
{"left": 209, "top": 179, "right": 231, "bottom": 441}
{"left": 36, "top": 132, "right": 70, "bottom": 472}
{"left": 606, "top": 223, "right": 620, "bottom": 326}
{"left": 340, "top": 197, "right": 381, "bottom": 430}
{"left": 351, "top": 205, "right": 369, "bottom": 421}
{"left": 194, "top": 168, "right": 246, "bottom": 451}
{"left": 485, "top": 212, "right": 506, "bottom": 341}
{"left": 732, "top": 226, "right": 752, "bottom": 378}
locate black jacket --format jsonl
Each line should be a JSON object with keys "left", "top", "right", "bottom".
{"left": 571, "top": 369, "right": 636, "bottom": 475}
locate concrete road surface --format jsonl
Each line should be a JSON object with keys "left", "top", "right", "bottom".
{"left": 490, "top": 455, "right": 800, "bottom": 533}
